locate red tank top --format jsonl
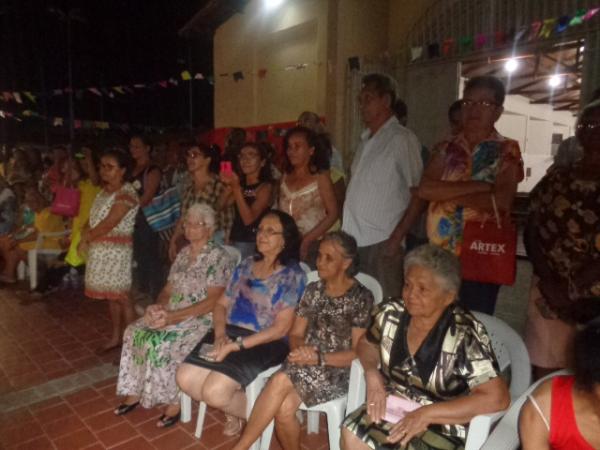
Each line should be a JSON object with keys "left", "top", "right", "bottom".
{"left": 549, "top": 375, "right": 595, "bottom": 450}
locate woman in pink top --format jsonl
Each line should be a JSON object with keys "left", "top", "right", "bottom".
{"left": 519, "top": 319, "right": 600, "bottom": 450}
{"left": 277, "top": 126, "right": 338, "bottom": 261}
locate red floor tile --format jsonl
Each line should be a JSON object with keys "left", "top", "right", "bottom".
{"left": 43, "top": 414, "right": 87, "bottom": 439}
{"left": 134, "top": 417, "right": 180, "bottom": 441}
{"left": 53, "top": 428, "right": 99, "bottom": 450}
{"left": 13, "top": 436, "right": 55, "bottom": 450}
{"left": 84, "top": 410, "right": 125, "bottom": 432}
{"left": 151, "top": 428, "right": 196, "bottom": 450}
{"left": 108, "top": 436, "right": 155, "bottom": 450}
{"left": 72, "top": 397, "right": 113, "bottom": 419}
{"left": 122, "top": 406, "right": 160, "bottom": 426}
{"left": 1, "top": 422, "right": 45, "bottom": 447}
{"left": 95, "top": 422, "right": 139, "bottom": 447}
{"left": 32, "top": 402, "right": 75, "bottom": 425}
{"left": 64, "top": 387, "right": 102, "bottom": 406}
{"left": 28, "top": 395, "right": 65, "bottom": 413}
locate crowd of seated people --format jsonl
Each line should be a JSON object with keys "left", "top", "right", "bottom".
{"left": 1, "top": 72, "right": 598, "bottom": 449}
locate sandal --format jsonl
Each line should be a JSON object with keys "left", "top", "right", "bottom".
{"left": 114, "top": 401, "right": 139, "bottom": 416}
{"left": 223, "top": 414, "right": 244, "bottom": 436}
{"left": 156, "top": 412, "right": 181, "bottom": 428}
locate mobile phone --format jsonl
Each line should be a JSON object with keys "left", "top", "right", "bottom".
{"left": 198, "top": 343, "right": 215, "bottom": 361}
{"left": 220, "top": 161, "right": 233, "bottom": 176}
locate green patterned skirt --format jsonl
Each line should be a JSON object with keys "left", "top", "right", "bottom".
{"left": 343, "top": 405, "right": 465, "bottom": 450}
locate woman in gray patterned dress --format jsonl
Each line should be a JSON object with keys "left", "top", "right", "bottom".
{"left": 113, "top": 204, "right": 235, "bottom": 428}
{"left": 232, "top": 231, "right": 374, "bottom": 450}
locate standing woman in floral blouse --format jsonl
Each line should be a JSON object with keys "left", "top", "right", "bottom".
{"left": 524, "top": 100, "right": 600, "bottom": 380}
{"left": 114, "top": 204, "right": 235, "bottom": 428}
{"left": 168, "top": 142, "right": 232, "bottom": 260}
{"left": 80, "top": 148, "right": 139, "bottom": 353}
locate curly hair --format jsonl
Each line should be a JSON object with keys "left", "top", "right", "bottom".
{"left": 282, "top": 126, "right": 330, "bottom": 174}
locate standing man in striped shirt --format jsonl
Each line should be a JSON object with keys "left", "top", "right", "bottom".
{"left": 342, "top": 73, "right": 424, "bottom": 297}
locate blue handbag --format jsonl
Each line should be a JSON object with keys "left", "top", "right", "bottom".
{"left": 142, "top": 186, "right": 181, "bottom": 232}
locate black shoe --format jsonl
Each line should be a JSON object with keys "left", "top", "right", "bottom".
{"left": 156, "top": 412, "right": 181, "bottom": 428}
{"left": 114, "top": 401, "right": 139, "bottom": 416}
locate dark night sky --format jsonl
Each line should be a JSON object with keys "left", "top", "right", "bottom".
{"left": 0, "top": 0, "right": 214, "bottom": 145}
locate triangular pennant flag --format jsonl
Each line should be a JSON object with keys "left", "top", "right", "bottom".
{"left": 494, "top": 30, "right": 507, "bottom": 47}
{"left": 22, "top": 110, "right": 33, "bottom": 117}
{"left": 113, "top": 86, "right": 125, "bottom": 95}
{"left": 528, "top": 21, "right": 542, "bottom": 41}
{"left": 181, "top": 70, "right": 192, "bottom": 81}
{"left": 557, "top": 15, "right": 571, "bottom": 32}
{"left": 194, "top": 73, "right": 204, "bottom": 80}
{"left": 169, "top": 78, "right": 178, "bottom": 86}
{"left": 233, "top": 71, "right": 244, "bottom": 81}
{"left": 475, "top": 33, "right": 487, "bottom": 49}
{"left": 570, "top": 9, "right": 586, "bottom": 26}
{"left": 133, "top": 83, "right": 146, "bottom": 88}
{"left": 3, "top": 92, "right": 13, "bottom": 102}
{"left": 410, "top": 47, "right": 423, "bottom": 61}
{"left": 23, "top": 91, "right": 36, "bottom": 103}
{"left": 427, "top": 42, "right": 440, "bottom": 58}
{"left": 539, "top": 18, "right": 557, "bottom": 38}
{"left": 12, "top": 92, "right": 22, "bottom": 104}
{"left": 158, "top": 81, "right": 168, "bottom": 88}
{"left": 258, "top": 69, "right": 268, "bottom": 79}
{"left": 88, "top": 87, "right": 102, "bottom": 96}
{"left": 584, "top": 7, "right": 600, "bottom": 21}
{"left": 74, "top": 119, "right": 82, "bottom": 129}
{"left": 459, "top": 36, "right": 474, "bottom": 53}
{"left": 53, "top": 89, "right": 63, "bottom": 96}
{"left": 53, "top": 117, "right": 63, "bottom": 126}
{"left": 442, "top": 38, "right": 455, "bottom": 56}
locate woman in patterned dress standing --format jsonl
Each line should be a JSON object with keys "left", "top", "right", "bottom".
{"left": 79, "top": 148, "right": 139, "bottom": 353}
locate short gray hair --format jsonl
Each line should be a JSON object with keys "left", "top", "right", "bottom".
{"left": 404, "top": 244, "right": 461, "bottom": 294}
{"left": 320, "top": 231, "right": 359, "bottom": 277}
{"left": 186, "top": 203, "right": 216, "bottom": 231}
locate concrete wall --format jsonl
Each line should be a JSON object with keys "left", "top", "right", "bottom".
{"left": 212, "top": 0, "right": 329, "bottom": 128}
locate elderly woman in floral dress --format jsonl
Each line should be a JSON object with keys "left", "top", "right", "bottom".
{"left": 114, "top": 204, "right": 235, "bottom": 428}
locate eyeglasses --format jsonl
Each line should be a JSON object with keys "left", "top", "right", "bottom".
{"left": 255, "top": 227, "right": 284, "bottom": 237}
{"left": 576, "top": 122, "right": 600, "bottom": 130}
{"left": 183, "top": 220, "right": 207, "bottom": 228}
{"left": 460, "top": 99, "right": 498, "bottom": 109}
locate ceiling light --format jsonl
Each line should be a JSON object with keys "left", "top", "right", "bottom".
{"left": 504, "top": 58, "right": 519, "bottom": 73}
{"left": 548, "top": 75, "right": 562, "bottom": 88}
{"left": 580, "top": 45, "right": 585, "bottom": 53}
{"left": 264, "top": 0, "right": 284, "bottom": 9}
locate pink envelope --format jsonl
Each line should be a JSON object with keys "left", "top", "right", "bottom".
{"left": 384, "top": 394, "right": 422, "bottom": 423}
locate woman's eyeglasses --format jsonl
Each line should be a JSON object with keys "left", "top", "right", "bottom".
{"left": 255, "top": 227, "right": 284, "bottom": 237}
{"left": 187, "top": 151, "right": 202, "bottom": 159}
{"left": 183, "top": 221, "right": 207, "bottom": 228}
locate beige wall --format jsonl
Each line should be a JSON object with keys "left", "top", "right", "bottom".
{"left": 213, "top": 0, "right": 329, "bottom": 128}
{"left": 387, "top": 0, "right": 438, "bottom": 53}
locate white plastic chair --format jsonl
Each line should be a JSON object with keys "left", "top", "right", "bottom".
{"left": 345, "top": 312, "right": 531, "bottom": 450}
{"left": 27, "top": 230, "right": 71, "bottom": 290}
{"left": 260, "top": 271, "right": 383, "bottom": 450}
{"left": 481, "top": 370, "right": 569, "bottom": 450}
{"left": 222, "top": 244, "right": 242, "bottom": 265}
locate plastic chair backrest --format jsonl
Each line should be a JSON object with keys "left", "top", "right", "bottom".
{"left": 222, "top": 245, "right": 242, "bottom": 265}
{"left": 473, "top": 312, "right": 532, "bottom": 400}
{"left": 305, "top": 270, "right": 383, "bottom": 306}
{"left": 481, "top": 370, "right": 570, "bottom": 450}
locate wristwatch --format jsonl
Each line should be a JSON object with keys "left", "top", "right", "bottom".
{"left": 235, "top": 336, "right": 245, "bottom": 350}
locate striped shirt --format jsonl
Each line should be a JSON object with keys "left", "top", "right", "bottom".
{"left": 342, "top": 116, "right": 423, "bottom": 247}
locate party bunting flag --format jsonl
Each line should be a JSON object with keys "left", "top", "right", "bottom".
{"left": 557, "top": 15, "right": 571, "bottom": 32}
{"left": 88, "top": 87, "right": 102, "bottom": 96}
{"left": 410, "top": 47, "right": 423, "bottom": 61}
{"left": 570, "top": 8, "right": 586, "bottom": 26}
{"left": 459, "top": 36, "right": 474, "bottom": 53}
{"left": 584, "top": 7, "right": 600, "bottom": 21}
{"left": 23, "top": 91, "right": 36, "bottom": 103}
{"left": 158, "top": 81, "right": 168, "bottom": 88}
{"left": 494, "top": 30, "right": 507, "bottom": 47}
{"left": 539, "top": 18, "right": 557, "bottom": 38}
{"left": 258, "top": 69, "right": 268, "bottom": 79}
{"left": 194, "top": 73, "right": 204, "bottom": 80}
{"left": 53, "top": 117, "right": 63, "bottom": 126}
{"left": 12, "top": 92, "right": 22, "bottom": 104}
{"left": 442, "top": 38, "right": 455, "bottom": 56}
{"left": 475, "top": 33, "right": 487, "bottom": 49}
{"left": 181, "top": 70, "right": 192, "bottom": 80}
{"left": 3, "top": 92, "right": 13, "bottom": 102}
{"left": 113, "top": 86, "right": 125, "bottom": 95}
{"left": 169, "top": 78, "right": 178, "bottom": 86}
{"left": 528, "top": 21, "right": 542, "bottom": 41}
{"left": 233, "top": 71, "right": 244, "bottom": 81}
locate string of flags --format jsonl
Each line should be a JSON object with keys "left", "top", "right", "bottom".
{"left": 0, "top": 108, "right": 167, "bottom": 133}
{"left": 407, "top": 5, "right": 600, "bottom": 62}
{"left": 0, "top": 61, "right": 317, "bottom": 105}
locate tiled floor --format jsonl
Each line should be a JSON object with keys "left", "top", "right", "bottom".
{"left": 0, "top": 285, "right": 330, "bottom": 449}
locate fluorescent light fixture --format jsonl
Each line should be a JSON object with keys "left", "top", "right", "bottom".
{"left": 548, "top": 75, "right": 562, "bottom": 88}
{"left": 264, "top": 0, "right": 284, "bottom": 9}
{"left": 504, "top": 58, "right": 519, "bottom": 73}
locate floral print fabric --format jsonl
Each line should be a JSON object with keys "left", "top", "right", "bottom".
{"left": 283, "top": 280, "right": 373, "bottom": 407}
{"left": 84, "top": 183, "right": 138, "bottom": 301}
{"left": 427, "top": 130, "right": 523, "bottom": 254}
{"left": 116, "top": 242, "right": 235, "bottom": 408}
{"left": 529, "top": 165, "right": 600, "bottom": 314}
{"left": 225, "top": 257, "right": 306, "bottom": 332}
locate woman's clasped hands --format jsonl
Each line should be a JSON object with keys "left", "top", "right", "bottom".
{"left": 287, "top": 345, "right": 319, "bottom": 365}
{"left": 144, "top": 305, "right": 168, "bottom": 329}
